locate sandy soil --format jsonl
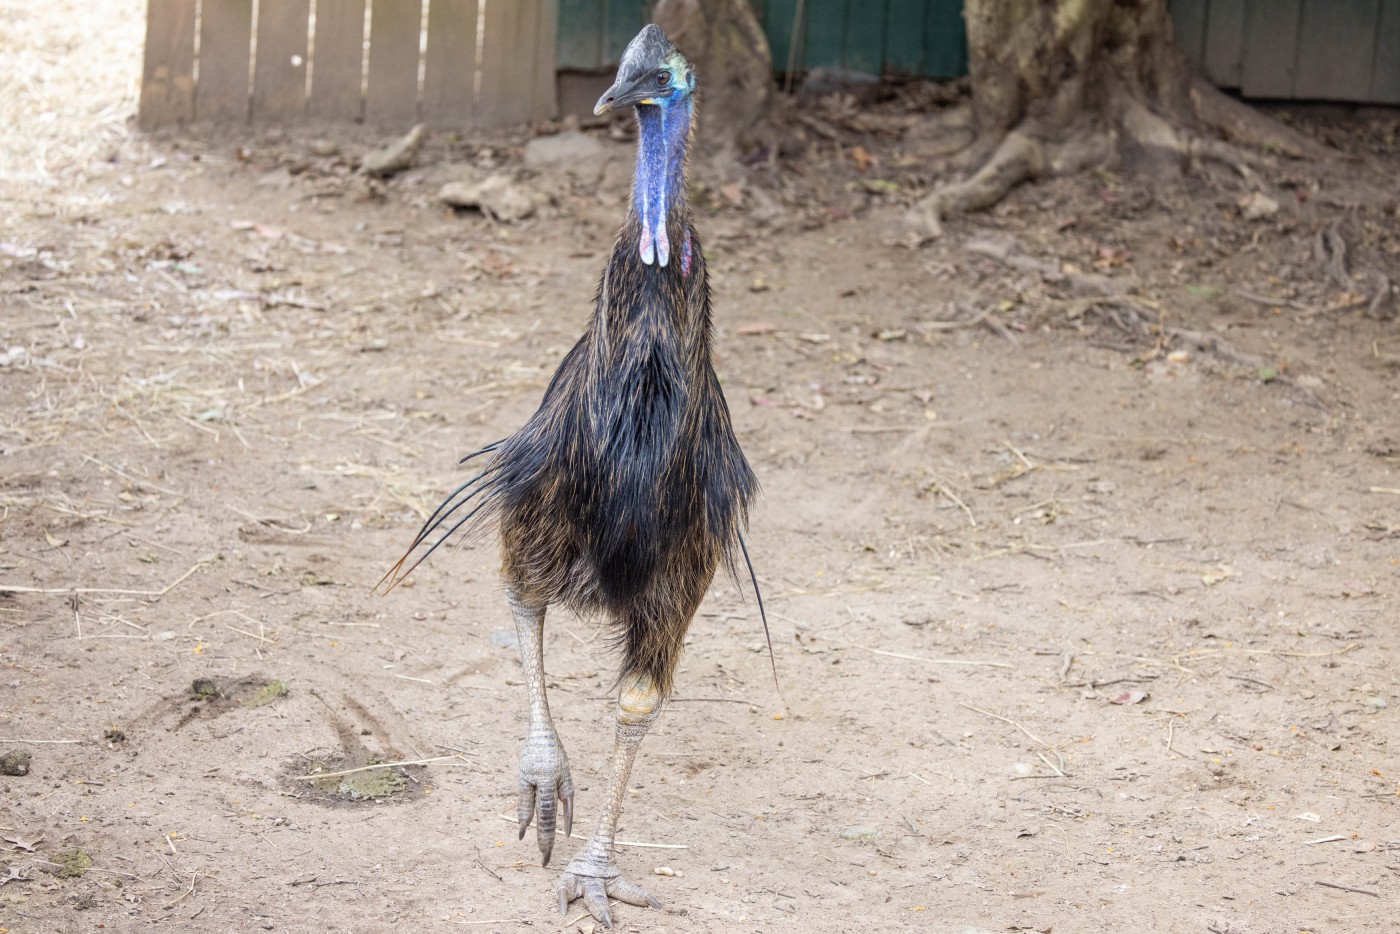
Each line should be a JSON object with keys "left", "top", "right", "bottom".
{"left": 3, "top": 3, "right": 1399, "bottom": 932}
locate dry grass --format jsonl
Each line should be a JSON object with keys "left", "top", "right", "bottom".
{"left": 0, "top": 0, "right": 145, "bottom": 197}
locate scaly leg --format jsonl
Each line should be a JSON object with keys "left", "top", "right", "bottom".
{"left": 556, "top": 674, "right": 663, "bottom": 928}
{"left": 510, "top": 591, "right": 574, "bottom": 866}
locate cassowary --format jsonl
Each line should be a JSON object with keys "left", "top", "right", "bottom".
{"left": 382, "top": 24, "right": 762, "bottom": 928}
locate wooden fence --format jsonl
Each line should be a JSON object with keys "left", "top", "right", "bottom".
{"left": 1172, "top": 0, "right": 1400, "bottom": 104}
{"left": 140, "top": 0, "right": 1400, "bottom": 129}
{"left": 139, "top": 0, "right": 558, "bottom": 128}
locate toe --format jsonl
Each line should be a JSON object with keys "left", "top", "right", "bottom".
{"left": 556, "top": 874, "right": 577, "bottom": 915}
{"left": 515, "top": 778, "right": 535, "bottom": 840}
{"left": 606, "top": 876, "right": 660, "bottom": 909}
{"left": 535, "top": 784, "right": 557, "bottom": 865}
{"left": 559, "top": 775, "right": 575, "bottom": 839}
{"left": 582, "top": 879, "right": 613, "bottom": 929}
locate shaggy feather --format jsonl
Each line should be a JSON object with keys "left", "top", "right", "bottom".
{"left": 384, "top": 38, "right": 759, "bottom": 698}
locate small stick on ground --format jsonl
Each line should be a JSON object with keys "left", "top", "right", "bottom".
{"left": 1035, "top": 750, "right": 1068, "bottom": 777}
{"left": 924, "top": 471, "right": 977, "bottom": 528}
{"left": 450, "top": 921, "right": 531, "bottom": 927}
{"left": 855, "top": 645, "right": 1013, "bottom": 669}
{"left": 473, "top": 846, "right": 502, "bottom": 882}
{"left": 0, "top": 560, "right": 206, "bottom": 597}
{"left": 291, "top": 754, "right": 467, "bottom": 781}
{"left": 1164, "top": 718, "right": 1190, "bottom": 759}
{"left": 959, "top": 702, "right": 1050, "bottom": 748}
{"left": 1315, "top": 880, "right": 1380, "bottom": 897}
{"left": 1226, "top": 674, "right": 1275, "bottom": 691}
{"left": 164, "top": 871, "right": 197, "bottom": 908}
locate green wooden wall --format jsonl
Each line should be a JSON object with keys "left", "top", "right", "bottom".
{"left": 559, "top": 1, "right": 1399, "bottom": 105}
{"left": 557, "top": 0, "right": 968, "bottom": 78}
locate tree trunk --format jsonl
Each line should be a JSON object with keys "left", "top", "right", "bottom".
{"left": 653, "top": 0, "right": 776, "bottom": 158}
{"left": 908, "top": 0, "right": 1331, "bottom": 236}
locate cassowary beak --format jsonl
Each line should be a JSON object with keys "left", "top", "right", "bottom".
{"left": 593, "top": 78, "right": 659, "bottom": 116}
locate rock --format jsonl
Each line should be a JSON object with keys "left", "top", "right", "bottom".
{"left": 799, "top": 67, "right": 880, "bottom": 105}
{"left": 257, "top": 167, "right": 294, "bottom": 189}
{"left": 524, "top": 131, "right": 605, "bottom": 172}
{"left": 361, "top": 124, "right": 428, "bottom": 177}
{"left": 440, "top": 175, "right": 537, "bottom": 222}
{"left": 1238, "top": 191, "right": 1279, "bottom": 221}
{"left": 308, "top": 138, "right": 339, "bottom": 157}
{"left": 0, "top": 748, "right": 31, "bottom": 776}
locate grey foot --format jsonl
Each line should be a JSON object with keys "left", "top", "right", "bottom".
{"left": 516, "top": 728, "right": 574, "bottom": 865}
{"left": 556, "top": 860, "right": 660, "bottom": 930}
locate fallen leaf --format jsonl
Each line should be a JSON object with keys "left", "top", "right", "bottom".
{"left": 1109, "top": 691, "right": 1149, "bottom": 705}
{"left": 2, "top": 835, "right": 41, "bottom": 853}
{"left": 736, "top": 322, "right": 776, "bottom": 336}
{"left": 849, "top": 145, "right": 876, "bottom": 172}
{"left": 857, "top": 178, "right": 899, "bottom": 194}
{"left": 798, "top": 333, "right": 831, "bottom": 344}
{"left": 44, "top": 531, "right": 67, "bottom": 548}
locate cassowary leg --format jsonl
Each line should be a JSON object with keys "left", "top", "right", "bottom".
{"left": 510, "top": 591, "right": 574, "bottom": 866}
{"left": 556, "top": 674, "right": 663, "bottom": 928}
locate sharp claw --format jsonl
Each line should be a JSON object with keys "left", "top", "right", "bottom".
{"left": 557, "top": 885, "right": 570, "bottom": 916}
{"left": 537, "top": 823, "right": 554, "bottom": 868}
{"left": 516, "top": 779, "right": 535, "bottom": 840}
{"left": 584, "top": 884, "right": 612, "bottom": 930}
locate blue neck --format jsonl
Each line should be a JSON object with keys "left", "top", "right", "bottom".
{"left": 632, "top": 98, "right": 691, "bottom": 267}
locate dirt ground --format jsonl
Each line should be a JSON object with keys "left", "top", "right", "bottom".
{"left": 3, "top": 4, "right": 1400, "bottom": 933}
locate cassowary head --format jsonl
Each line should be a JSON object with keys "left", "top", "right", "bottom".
{"left": 594, "top": 24, "right": 694, "bottom": 116}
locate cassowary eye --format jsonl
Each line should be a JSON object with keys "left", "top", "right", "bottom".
{"left": 656, "top": 71, "right": 672, "bottom": 87}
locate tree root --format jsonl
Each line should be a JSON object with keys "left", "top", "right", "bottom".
{"left": 905, "top": 89, "right": 1283, "bottom": 238}
{"left": 1315, "top": 222, "right": 1396, "bottom": 319}
{"left": 1187, "top": 78, "right": 1335, "bottom": 162}
{"left": 905, "top": 73, "right": 1338, "bottom": 237}
{"left": 1120, "top": 96, "right": 1265, "bottom": 185}
{"left": 905, "top": 127, "right": 1122, "bottom": 238}
{"left": 905, "top": 131, "right": 1044, "bottom": 237}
